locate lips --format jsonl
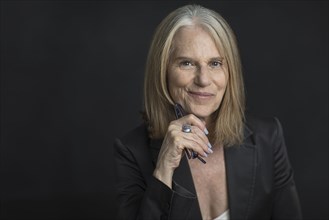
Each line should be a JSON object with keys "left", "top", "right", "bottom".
{"left": 187, "top": 91, "right": 214, "bottom": 97}
{"left": 187, "top": 91, "right": 215, "bottom": 99}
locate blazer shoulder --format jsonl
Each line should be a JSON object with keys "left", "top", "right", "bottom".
{"left": 245, "top": 114, "right": 282, "bottom": 138}
{"left": 116, "top": 123, "right": 149, "bottom": 149}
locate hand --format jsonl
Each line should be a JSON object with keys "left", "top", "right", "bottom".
{"left": 153, "top": 114, "right": 212, "bottom": 188}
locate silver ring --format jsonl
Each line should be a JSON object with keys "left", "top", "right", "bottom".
{"left": 182, "top": 124, "right": 192, "bottom": 133}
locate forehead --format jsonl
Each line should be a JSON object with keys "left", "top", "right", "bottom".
{"left": 171, "top": 25, "right": 222, "bottom": 57}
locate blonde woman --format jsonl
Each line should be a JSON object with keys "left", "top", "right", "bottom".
{"left": 114, "top": 4, "right": 302, "bottom": 220}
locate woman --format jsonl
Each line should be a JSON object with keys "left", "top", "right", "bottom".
{"left": 114, "top": 4, "right": 302, "bottom": 220}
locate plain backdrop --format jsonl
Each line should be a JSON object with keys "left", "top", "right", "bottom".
{"left": 1, "top": 1, "right": 328, "bottom": 219}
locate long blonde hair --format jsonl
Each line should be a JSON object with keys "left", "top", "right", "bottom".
{"left": 143, "top": 4, "right": 245, "bottom": 146}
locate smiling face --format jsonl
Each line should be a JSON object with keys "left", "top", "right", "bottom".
{"left": 167, "top": 25, "right": 228, "bottom": 124}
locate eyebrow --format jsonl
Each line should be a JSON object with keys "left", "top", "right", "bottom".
{"left": 174, "top": 56, "right": 224, "bottom": 62}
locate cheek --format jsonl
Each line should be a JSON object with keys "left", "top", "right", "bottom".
{"left": 168, "top": 70, "right": 188, "bottom": 87}
{"left": 213, "top": 72, "right": 228, "bottom": 90}
{"left": 167, "top": 70, "right": 191, "bottom": 102}
{"left": 167, "top": 69, "right": 190, "bottom": 93}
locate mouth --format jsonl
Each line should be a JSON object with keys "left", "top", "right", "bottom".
{"left": 187, "top": 91, "right": 215, "bottom": 99}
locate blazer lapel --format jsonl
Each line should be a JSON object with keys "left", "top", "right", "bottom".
{"left": 224, "top": 126, "right": 257, "bottom": 220}
{"left": 149, "top": 139, "right": 201, "bottom": 220}
{"left": 172, "top": 154, "right": 196, "bottom": 195}
{"left": 149, "top": 125, "right": 257, "bottom": 220}
{"left": 149, "top": 139, "right": 196, "bottom": 194}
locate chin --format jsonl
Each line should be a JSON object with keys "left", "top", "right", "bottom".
{"left": 190, "top": 108, "right": 214, "bottom": 119}
{"left": 186, "top": 102, "right": 219, "bottom": 118}
{"left": 194, "top": 113, "right": 211, "bottom": 119}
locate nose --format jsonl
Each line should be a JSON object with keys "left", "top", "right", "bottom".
{"left": 194, "top": 65, "right": 211, "bottom": 87}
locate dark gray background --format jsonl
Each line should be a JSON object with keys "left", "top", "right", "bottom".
{"left": 1, "top": 1, "right": 328, "bottom": 219}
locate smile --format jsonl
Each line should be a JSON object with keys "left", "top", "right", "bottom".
{"left": 187, "top": 91, "right": 215, "bottom": 99}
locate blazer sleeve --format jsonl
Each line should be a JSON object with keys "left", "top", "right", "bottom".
{"left": 113, "top": 138, "right": 173, "bottom": 220}
{"left": 114, "top": 139, "right": 199, "bottom": 220}
{"left": 271, "top": 118, "right": 303, "bottom": 219}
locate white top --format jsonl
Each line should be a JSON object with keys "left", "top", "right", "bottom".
{"left": 213, "top": 209, "right": 230, "bottom": 220}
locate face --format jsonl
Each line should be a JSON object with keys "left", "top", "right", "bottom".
{"left": 167, "top": 25, "right": 228, "bottom": 124}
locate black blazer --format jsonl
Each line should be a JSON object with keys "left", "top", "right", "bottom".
{"left": 114, "top": 115, "right": 302, "bottom": 220}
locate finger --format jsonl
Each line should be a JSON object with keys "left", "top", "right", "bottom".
{"left": 185, "top": 127, "right": 209, "bottom": 153}
{"left": 178, "top": 114, "right": 209, "bottom": 135}
{"left": 180, "top": 134, "right": 209, "bottom": 157}
{"left": 166, "top": 121, "right": 211, "bottom": 158}
{"left": 190, "top": 126, "right": 213, "bottom": 152}
{"left": 170, "top": 120, "right": 212, "bottom": 154}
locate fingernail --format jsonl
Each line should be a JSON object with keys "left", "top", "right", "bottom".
{"left": 204, "top": 128, "right": 209, "bottom": 135}
{"left": 208, "top": 147, "right": 213, "bottom": 154}
{"left": 204, "top": 152, "right": 208, "bottom": 157}
{"left": 207, "top": 142, "right": 212, "bottom": 149}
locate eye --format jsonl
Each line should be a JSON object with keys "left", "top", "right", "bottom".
{"left": 210, "top": 60, "right": 222, "bottom": 68}
{"left": 180, "top": 61, "right": 192, "bottom": 66}
{"left": 179, "top": 60, "right": 194, "bottom": 69}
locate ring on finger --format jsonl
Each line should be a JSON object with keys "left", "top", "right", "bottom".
{"left": 182, "top": 124, "right": 192, "bottom": 133}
